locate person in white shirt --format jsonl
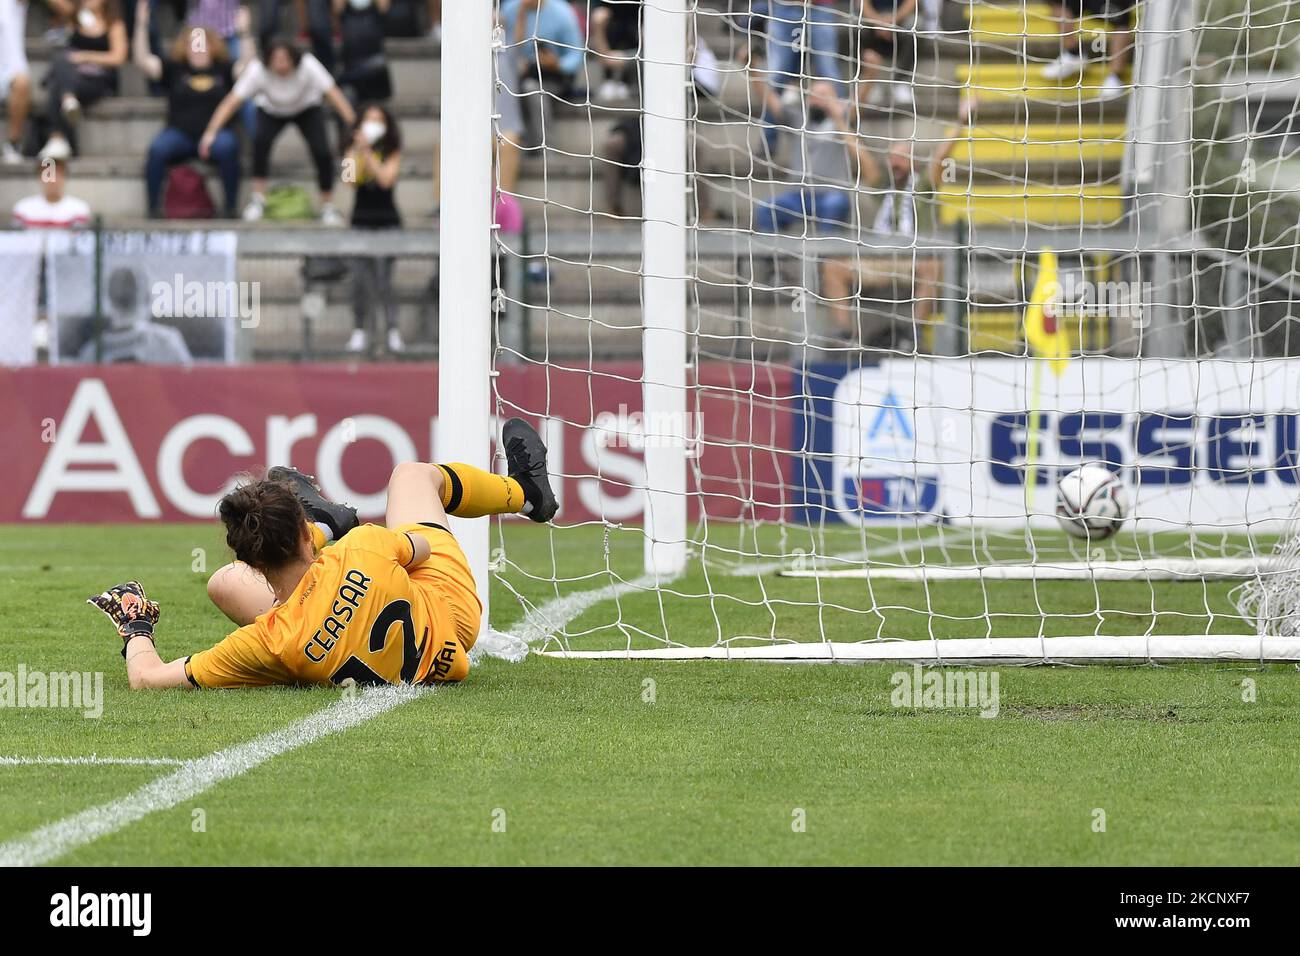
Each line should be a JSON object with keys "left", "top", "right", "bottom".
{"left": 199, "top": 38, "right": 357, "bottom": 224}
{"left": 11, "top": 138, "right": 92, "bottom": 228}
{"left": 0, "top": 0, "right": 31, "bottom": 164}
{"left": 12, "top": 137, "right": 91, "bottom": 359}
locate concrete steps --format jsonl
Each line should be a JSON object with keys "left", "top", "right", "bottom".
{"left": 8, "top": 0, "right": 1141, "bottom": 360}
{"left": 955, "top": 62, "right": 1131, "bottom": 103}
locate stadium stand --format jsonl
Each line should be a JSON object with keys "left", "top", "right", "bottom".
{"left": 0, "top": 1, "right": 1137, "bottom": 361}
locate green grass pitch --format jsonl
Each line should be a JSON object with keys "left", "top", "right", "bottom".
{"left": 1, "top": 522, "right": 1298, "bottom": 865}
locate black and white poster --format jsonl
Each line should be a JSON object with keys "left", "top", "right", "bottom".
{"left": 47, "top": 230, "right": 242, "bottom": 365}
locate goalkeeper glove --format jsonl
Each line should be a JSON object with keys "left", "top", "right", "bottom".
{"left": 87, "top": 580, "right": 161, "bottom": 657}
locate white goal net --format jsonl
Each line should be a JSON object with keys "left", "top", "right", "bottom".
{"left": 441, "top": 0, "right": 1300, "bottom": 664}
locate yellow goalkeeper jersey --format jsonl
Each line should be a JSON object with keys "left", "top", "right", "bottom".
{"left": 186, "top": 524, "right": 475, "bottom": 689}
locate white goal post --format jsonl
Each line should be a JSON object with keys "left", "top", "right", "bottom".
{"left": 439, "top": 0, "right": 496, "bottom": 636}
{"left": 781, "top": 557, "right": 1279, "bottom": 582}
{"left": 541, "top": 635, "right": 1300, "bottom": 664}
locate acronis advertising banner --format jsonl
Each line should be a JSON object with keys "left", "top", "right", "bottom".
{"left": 795, "top": 358, "right": 1300, "bottom": 531}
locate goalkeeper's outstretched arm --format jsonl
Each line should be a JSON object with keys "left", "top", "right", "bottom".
{"left": 88, "top": 580, "right": 193, "bottom": 691}
{"left": 123, "top": 636, "right": 192, "bottom": 691}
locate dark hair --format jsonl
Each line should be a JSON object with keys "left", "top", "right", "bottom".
{"left": 106, "top": 267, "right": 139, "bottom": 311}
{"left": 357, "top": 102, "right": 402, "bottom": 156}
{"left": 218, "top": 478, "right": 307, "bottom": 573}
{"left": 170, "top": 26, "right": 231, "bottom": 65}
{"left": 261, "top": 38, "right": 303, "bottom": 69}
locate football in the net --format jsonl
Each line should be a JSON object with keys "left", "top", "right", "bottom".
{"left": 1055, "top": 465, "right": 1128, "bottom": 540}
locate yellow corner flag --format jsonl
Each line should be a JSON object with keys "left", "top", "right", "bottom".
{"left": 1024, "top": 250, "right": 1069, "bottom": 374}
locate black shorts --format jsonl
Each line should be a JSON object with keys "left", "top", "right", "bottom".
{"left": 609, "top": 115, "right": 642, "bottom": 184}
{"left": 1064, "top": 0, "right": 1136, "bottom": 27}
{"left": 859, "top": 24, "right": 916, "bottom": 63}
{"left": 598, "top": 3, "right": 641, "bottom": 51}
{"left": 606, "top": 17, "right": 640, "bottom": 51}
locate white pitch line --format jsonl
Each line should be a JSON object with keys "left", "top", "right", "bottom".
{"left": 506, "top": 570, "right": 676, "bottom": 647}
{"left": 0, "top": 756, "right": 186, "bottom": 767}
{"left": 0, "top": 685, "right": 426, "bottom": 867}
{"left": 721, "top": 525, "right": 968, "bottom": 577}
{"left": 502, "top": 529, "right": 973, "bottom": 649}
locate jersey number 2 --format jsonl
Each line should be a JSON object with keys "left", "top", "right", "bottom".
{"left": 328, "top": 600, "right": 426, "bottom": 686}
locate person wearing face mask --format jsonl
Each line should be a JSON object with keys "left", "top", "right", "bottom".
{"left": 135, "top": 4, "right": 248, "bottom": 217}
{"left": 344, "top": 104, "right": 403, "bottom": 355}
{"left": 199, "top": 37, "right": 357, "bottom": 224}
{"left": 41, "top": 0, "right": 129, "bottom": 157}
{"left": 334, "top": 0, "right": 392, "bottom": 107}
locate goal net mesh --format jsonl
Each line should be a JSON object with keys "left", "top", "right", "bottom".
{"left": 480, "top": 0, "right": 1300, "bottom": 661}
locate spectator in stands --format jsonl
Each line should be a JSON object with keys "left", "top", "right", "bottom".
{"left": 12, "top": 137, "right": 90, "bottom": 358}
{"left": 135, "top": 3, "right": 246, "bottom": 217}
{"left": 735, "top": 10, "right": 786, "bottom": 161}
{"left": 11, "top": 137, "right": 91, "bottom": 228}
{"left": 857, "top": 0, "right": 917, "bottom": 109}
{"left": 0, "top": 0, "right": 29, "bottom": 164}
{"left": 601, "top": 25, "right": 722, "bottom": 218}
{"left": 334, "top": 0, "right": 392, "bottom": 107}
{"left": 753, "top": 79, "right": 868, "bottom": 235}
{"left": 431, "top": 45, "right": 527, "bottom": 217}
{"left": 189, "top": 3, "right": 256, "bottom": 132}
{"left": 123, "top": 0, "right": 184, "bottom": 79}
{"left": 601, "top": 116, "right": 639, "bottom": 217}
{"left": 344, "top": 103, "right": 403, "bottom": 354}
{"left": 820, "top": 138, "right": 941, "bottom": 347}
{"left": 767, "top": 1, "right": 844, "bottom": 95}
{"left": 725, "top": 0, "right": 769, "bottom": 39}
{"left": 199, "top": 38, "right": 357, "bottom": 224}
{"left": 590, "top": 0, "right": 640, "bottom": 103}
{"left": 1041, "top": 0, "right": 1134, "bottom": 101}
{"left": 500, "top": 0, "right": 584, "bottom": 149}
{"left": 41, "top": 0, "right": 129, "bottom": 157}
{"left": 259, "top": 0, "right": 334, "bottom": 73}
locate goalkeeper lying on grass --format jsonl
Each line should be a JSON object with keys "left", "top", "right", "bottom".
{"left": 88, "top": 420, "right": 557, "bottom": 690}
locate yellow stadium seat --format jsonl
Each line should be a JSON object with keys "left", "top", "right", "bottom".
{"left": 936, "top": 184, "right": 1124, "bottom": 225}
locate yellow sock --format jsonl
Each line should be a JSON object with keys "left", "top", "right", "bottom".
{"left": 436, "top": 463, "right": 525, "bottom": 518}
{"left": 308, "top": 522, "right": 329, "bottom": 553}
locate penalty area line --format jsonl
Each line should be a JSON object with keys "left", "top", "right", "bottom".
{"left": 0, "top": 685, "right": 427, "bottom": 867}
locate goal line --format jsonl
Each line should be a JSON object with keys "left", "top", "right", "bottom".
{"left": 539, "top": 635, "right": 1300, "bottom": 664}
{"left": 780, "top": 557, "right": 1280, "bottom": 582}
